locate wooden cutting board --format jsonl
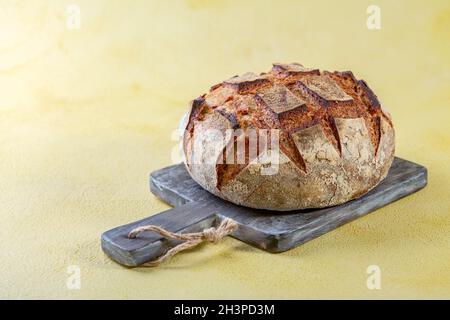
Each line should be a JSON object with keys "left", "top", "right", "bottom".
{"left": 101, "top": 157, "right": 427, "bottom": 267}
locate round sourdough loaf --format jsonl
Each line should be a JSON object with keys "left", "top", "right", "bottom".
{"left": 181, "top": 63, "right": 395, "bottom": 211}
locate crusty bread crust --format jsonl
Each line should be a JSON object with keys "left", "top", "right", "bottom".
{"left": 182, "top": 63, "right": 395, "bottom": 211}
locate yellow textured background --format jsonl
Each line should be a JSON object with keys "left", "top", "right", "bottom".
{"left": 1, "top": 0, "right": 449, "bottom": 299}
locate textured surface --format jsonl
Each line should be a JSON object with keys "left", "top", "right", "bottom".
{"left": 1, "top": 0, "right": 449, "bottom": 299}
{"left": 102, "top": 157, "right": 427, "bottom": 267}
{"left": 183, "top": 63, "right": 395, "bottom": 210}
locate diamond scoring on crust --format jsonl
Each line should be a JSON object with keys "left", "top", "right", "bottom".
{"left": 325, "top": 70, "right": 385, "bottom": 154}
{"left": 272, "top": 62, "right": 320, "bottom": 75}
{"left": 188, "top": 64, "right": 388, "bottom": 189}
{"left": 224, "top": 72, "right": 266, "bottom": 84}
{"left": 299, "top": 75, "right": 353, "bottom": 102}
{"left": 185, "top": 97, "right": 206, "bottom": 135}
{"left": 223, "top": 72, "right": 270, "bottom": 93}
{"left": 255, "top": 84, "right": 306, "bottom": 116}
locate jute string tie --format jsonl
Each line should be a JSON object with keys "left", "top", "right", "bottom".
{"left": 128, "top": 218, "right": 238, "bottom": 267}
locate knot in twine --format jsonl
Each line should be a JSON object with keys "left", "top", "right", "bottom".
{"left": 128, "top": 218, "right": 238, "bottom": 267}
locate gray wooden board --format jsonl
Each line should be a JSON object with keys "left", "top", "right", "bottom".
{"left": 101, "top": 157, "right": 427, "bottom": 267}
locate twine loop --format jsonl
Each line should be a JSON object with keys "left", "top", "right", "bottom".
{"left": 128, "top": 218, "right": 238, "bottom": 267}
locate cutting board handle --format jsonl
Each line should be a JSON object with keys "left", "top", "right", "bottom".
{"left": 101, "top": 200, "right": 221, "bottom": 267}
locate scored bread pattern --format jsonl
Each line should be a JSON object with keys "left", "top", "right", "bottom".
{"left": 184, "top": 63, "right": 392, "bottom": 191}
{"left": 256, "top": 84, "right": 306, "bottom": 116}
{"left": 299, "top": 75, "right": 353, "bottom": 102}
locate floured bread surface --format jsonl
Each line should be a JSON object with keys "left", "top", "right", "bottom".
{"left": 182, "top": 63, "right": 395, "bottom": 211}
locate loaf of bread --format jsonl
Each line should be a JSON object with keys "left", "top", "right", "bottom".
{"left": 181, "top": 63, "right": 395, "bottom": 211}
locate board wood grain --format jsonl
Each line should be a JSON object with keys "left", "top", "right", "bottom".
{"left": 101, "top": 157, "right": 427, "bottom": 267}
